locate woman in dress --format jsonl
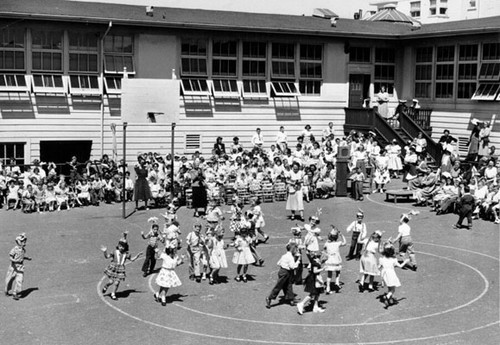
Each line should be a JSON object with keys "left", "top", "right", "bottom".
{"left": 286, "top": 162, "right": 305, "bottom": 221}
{"left": 154, "top": 246, "right": 184, "bottom": 306}
{"left": 386, "top": 139, "right": 403, "bottom": 178}
{"left": 323, "top": 226, "right": 346, "bottom": 294}
{"left": 190, "top": 165, "right": 207, "bottom": 217}
{"left": 376, "top": 85, "right": 390, "bottom": 119}
{"left": 134, "top": 156, "right": 152, "bottom": 210}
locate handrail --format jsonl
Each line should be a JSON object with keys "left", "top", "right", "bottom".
{"left": 399, "top": 112, "right": 440, "bottom": 162}
{"left": 407, "top": 108, "right": 432, "bottom": 131}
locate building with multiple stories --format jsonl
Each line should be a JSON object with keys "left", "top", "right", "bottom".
{"left": 0, "top": 0, "right": 499, "bottom": 166}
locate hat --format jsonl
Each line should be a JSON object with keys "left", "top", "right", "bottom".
{"left": 291, "top": 226, "right": 302, "bottom": 235}
{"left": 412, "top": 99, "right": 419, "bottom": 103}
{"left": 442, "top": 171, "right": 452, "bottom": 179}
{"left": 162, "top": 212, "right": 176, "bottom": 221}
{"left": 356, "top": 211, "right": 364, "bottom": 218}
{"left": 417, "top": 162, "right": 430, "bottom": 173}
{"left": 368, "top": 131, "right": 376, "bottom": 137}
{"left": 374, "top": 230, "right": 383, "bottom": 237}
{"left": 392, "top": 139, "right": 397, "bottom": 143}
{"left": 398, "top": 99, "right": 407, "bottom": 103}
{"left": 15, "top": 233, "right": 27, "bottom": 245}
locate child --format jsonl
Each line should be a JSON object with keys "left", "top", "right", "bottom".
{"left": 373, "top": 164, "right": 390, "bottom": 193}
{"left": 5, "top": 233, "right": 32, "bottom": 300}
{"left": 205, "top": 200, "right": 224, "bottom": 235}
{"left": 207, "top": 226, "right": 228, "bottom": 285}
{"left": 251, "top": 197, "right": 269, "bottom": 243}
{"left": 21, "top": 184, "right": 35, "bottom": 213}
{"left": 453, "top": 186, "right": 475, "bottom": 230}
{"left": 45, "top": 183, "right": 58, "bottom": 211}
{"left": 296, "top": 251, "right": 326, "bottom": 314}
{"left": 232, "top": 227, "right": 255, "bottom": 282}
{"left": 228, "top": 196, "right": 243, "bottom": 241}
{"left": 359, "top": 231, "right": 382, "bottom": 292}
{"left": 303, "top": 214, "right": 321, "bottom": 264}
{"left": 349, "top": 167, "right": 365, "bottom": 201}
{"left": 141, "top": 218, "right": 163, "bottom": 277}
{"left": 378, "top": 244, "right": 409, "bottom": 308}
{"left": 266, "top": 242, "right": 299, "bottom": 309}
{"left": 6, "top": 180, "right": 20, "bottom": 210}
{"left": 154, "top": 245, "right": 184, "bottom": 306}
{"left": 323, "top": 226, "right": 346, "bottom": 294}
{"left": 346, "top": 211, "right": 368, "bottom": 260}
{"left": 389, "top": 211, "right": 418, "bottom": 271}
{"left": 288, "top": 226, "right": 305, "bottom": 285}
{"left": 186, "top": 222, "right": 206, "bottom": 283}
{"left": 101, "top": 232, "right": 143, "bottom": 300}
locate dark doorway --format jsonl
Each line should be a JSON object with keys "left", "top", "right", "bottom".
{"left": 40, "top": 140, "right": 92, "bottom": 176}
{"left": 348, "top": 74, "right": 371, "bottom": 108}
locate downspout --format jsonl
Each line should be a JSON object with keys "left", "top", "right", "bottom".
{"left": 100, "top": 21, "right": 112, "bottom": 158}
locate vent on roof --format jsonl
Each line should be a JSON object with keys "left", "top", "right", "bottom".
{"left": 146, "top": 6, "right": 154, "bottom": 17}
{"left": 313, "top": 8, "right": 338, "bottom": 19}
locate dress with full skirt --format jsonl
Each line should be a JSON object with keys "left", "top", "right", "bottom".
{"left": 156, "top": 253, "right": 182, "bottom": 288}
{"left": 379, "top": 256, "right": 401, "bottom": 287}
{"left": 232, "top": 237, "right": 255, "bottom": 265}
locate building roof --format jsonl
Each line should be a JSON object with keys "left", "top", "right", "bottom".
{"left": 365, "top": 6, "right": 416, "bottom": 25}
{"left": 1, "top": 0, "right": 499, "bottom": 40}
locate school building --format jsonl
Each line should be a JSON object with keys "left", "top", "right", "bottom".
{"left": 0, "top": 0, "right": 499, "bottom": 166}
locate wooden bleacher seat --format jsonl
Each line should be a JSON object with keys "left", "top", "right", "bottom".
{"left": 274, "top": 182, "right": 287, "bottom": 201}
{"left": 261, "top": 181, "right": 274, "bottom": 202}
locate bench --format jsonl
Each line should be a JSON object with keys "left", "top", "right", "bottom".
{"left": 385, "top": 189, "right": 414, "bottom": 204}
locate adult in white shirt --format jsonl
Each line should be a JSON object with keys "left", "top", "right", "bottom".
{"left": 251, "top": 128, "right": 264, "bottom": 150}
{"left": 322, "top": 122, "right": 335, "bottom": 141}
{"left": 275, "top": 126, "right": 288, "bottom": 154}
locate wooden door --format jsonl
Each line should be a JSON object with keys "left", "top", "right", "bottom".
{"left": 349, "top": 74, "right": 370, "bottom": 108}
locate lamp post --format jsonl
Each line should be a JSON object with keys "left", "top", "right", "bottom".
{"left": 170, "top": 122, "right": 176, "bottom": 201}
{"left": 122, "top": 121, "right": 127, "bottom": 219}
{"left": 100, "top": 21, "right": 112, "bottom": 158}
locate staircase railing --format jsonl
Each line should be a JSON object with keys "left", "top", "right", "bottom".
{"left": 399, "top": 111, "right": 440, "bottom": 163}
{"left": 407, "top": 108, "right": 432, "bottom": 131}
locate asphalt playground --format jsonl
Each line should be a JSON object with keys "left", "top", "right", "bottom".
{"left": 0, "top": 186, "right": 499, "bottom": 345}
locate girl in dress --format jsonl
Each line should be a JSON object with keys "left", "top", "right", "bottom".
{"left": 55, "top": 181, "right": 70, "bottom": 211}
{"left": 154, "top": 245, "right": 184, "bottom": 306}
{"left": 286, "top": 162, "right": 305, "bottom": 221}
{"left": 34, "top": 181, "right": 46, "bottom": 213}
{"left": 207, "top": 226, "right": 228, "bottom": 284}
{"left": 101, "top": 232, "right": 143, "bottom": 300}
{"left": 76, "top": 179, "right": 91, "bottom": 206}
{"left": 296, "top": 251, "right": 326, "bottom": 314}
{"left": 378, "top": 244, "right": 409, "bottom": 308}
{"left": 6, "top": 180, "right": 20, "bottom": 210}
{"left": 251, "top": 198, "right": 269, "bottom": 243}
{"left": 323, "top": 226, "right": 346, "bottom": 294}
{"left": 45, "top": 183, "right": 58, "bottom": 211}
{"left": 232, "top": 227, "right": 255, "bottom": 282}
{"left": 359, "top": 231, "right": 382, "bottom": 292}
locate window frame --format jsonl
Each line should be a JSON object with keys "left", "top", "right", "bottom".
{"left": 241, "top": 79, "right": 269, "bottom": 99}
{"left": 180, "top": 78, "right": 211, "bottom": 96}
{"left": 68, "top": 75, "right": 102, "bottom": 95}
{"left": 270, "top": 81, "right": 301, "bottom": 97}
{"left": 211, "top": 79, "right": 240, "bottom": 98}
{"left": 0, "top": 28, "right": 25, "bottom": 71}
{"left": 180, "top": 38, "right": 208, "bottom": 77}
{"left": 31, "top": 30, "right": 63, "bottom": 72}
{"left": 299, "top": 44, "right": 323, "bottom": 96}
{"left": 31, "top": 74, "right": 66, "bottom": 93}
{"left": 0, "top": 74, "right": 30, "bottom": 91}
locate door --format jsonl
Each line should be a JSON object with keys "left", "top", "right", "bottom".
{"left": 40, "top": 140, "right": 92, "bottom": 176}
{"left": 348, "top": 74, "right": 371, "bottom": 108}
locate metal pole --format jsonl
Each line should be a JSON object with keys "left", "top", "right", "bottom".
{"left": 170, "top": 122, "right": 176, "bottom": 201}
{"left": 122, "top": 122, "right": 128, "bottom": 219}
{"left": 100, "top": 21, "right": 112, "bottom": 158}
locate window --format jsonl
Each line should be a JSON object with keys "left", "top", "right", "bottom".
{"left": 181, "top": 39, "right": 207, "bottom": 76}
{"left": 270, "top": 81, "right": 300, "bottom": 97}
{"left": 457, "top": 45, "right": 478, "bottom": 99}
{"left": 272, "top": 43, "right": 295, "bottom": 79}
{"left": 0, "top": 74, "right": 29, "bottom": 91}
{"left": 430, "top": 0, "right": 437, "bottom": 15}
{"left": 472, "top": 43, "right": 500, "bottom": 101}
{"left": 31, "top": 30, "right": 62, "bottom": 72}
{"left": 211, "top": 79, "right": 239, "bottom": 98}
{"left": 469, "top": 0, "right": 477, "bottom": 9}
{"left": 440, "top": 0, "right": 448, "bottom": 15}
{"left": 0, "top": 28, "right": 25, "bottom": 71}
{"left": 180, "top": 79, "right": 210, "bottom": 96}
{"left": 68, "top": 75, "right": 101, "bottom": 95}
{"left": 0, "top": 143, "right": 25, "bottom": 166}
{"left": 32, "top": 74, "right": 65, "bottom": 93}
{"left": 299, "top": 44, "right": 322, "bottom": 95}
{"left": 375, "top": 48, "right": 395, "bottom": 96}
{"left": 410, "top": 1, "right": 421, "bottom": 17}
{"left": 0, "top": 92, "right": 34, "bottom": 119}
{"left": 349, "top": 47, "right": 370, "bottom": 63}
{"left": 104, "top": 76, "right": 122, "bottom": 94}
{"left": 185, "top": 134, "right": 201, "bottom": 152}
{"left": 242, "top": 42, "right": 266, "bottom": 77}
{"left": 104, "top": 35, "right": 135, "bottom": 74}
{"left": 415, "top": 46, "right": 433, "bottom": 98}
{"left": 242, "top": 80, "right": 268, "bottom": 99}
{"left": 435, "top": 46, "right": 454, "bottom": 98}
{"left": 212, "top": 40, "right": 237, "bottom": 77}
{"left": 69, "top": 32, "right": 98, "bottom": 73}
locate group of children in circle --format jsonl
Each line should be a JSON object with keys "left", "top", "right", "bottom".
{"left": 100, "top": 196, "right": 418, "bottom": 312}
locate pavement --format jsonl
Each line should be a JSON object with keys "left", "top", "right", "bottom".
{"left": 0, "top": 179, "right": 498, "bottom": 345}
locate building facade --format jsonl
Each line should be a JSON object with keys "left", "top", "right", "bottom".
{"left": 0, "top": 0, "right": 499, "bottom": 166}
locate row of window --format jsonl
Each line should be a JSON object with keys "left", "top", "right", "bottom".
{"left": 0, "top": 28, "right": 134, "bottom": 74}
{"left": 414, "top": 43, "right": 500, "bottom": 101}
{"left": 409, "top": 0, "right": 448, "bottom": 18}
{"left": 349, "top": 47, "right": 396, "bottom": 95}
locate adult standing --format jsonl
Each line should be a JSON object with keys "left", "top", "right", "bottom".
{"left": 190, "top": 164, "right": 208, "bottom": 217}
{"left": 213, "top": 137, "right": 226, "bottom": 157}
{"left": 376, "top": 85, "right": 390, "bottom": 119}
{"left": 251, "top": 128, "right": 264, "bottom": 151}
{"left": 466, "top": 119, "right": 481, "bottom": 162}
{"left": 134, "top": 156, "right": 151, "bottom": 210}
{"left": 275, "top": 126, "right": 288, "bottom": 154}
{"left": 286, "top": 162, "right": 305, "bottom": 221}
{"left": 478, "top": 117, "right": 495, "bottom": 160}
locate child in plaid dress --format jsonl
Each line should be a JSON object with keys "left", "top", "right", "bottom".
{"left": 101, "top": 232, "right": 143, "bottom": 300}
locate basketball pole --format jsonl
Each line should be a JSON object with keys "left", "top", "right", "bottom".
{"left": 122, "top": 122, "right": 128, "bottom": 219}
{"left": 170, "top": 122, "right": 176, "bottom": 201}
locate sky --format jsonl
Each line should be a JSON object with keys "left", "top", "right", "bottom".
{"left": 68, "top": 0, "right": 378, "bottom": 19}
